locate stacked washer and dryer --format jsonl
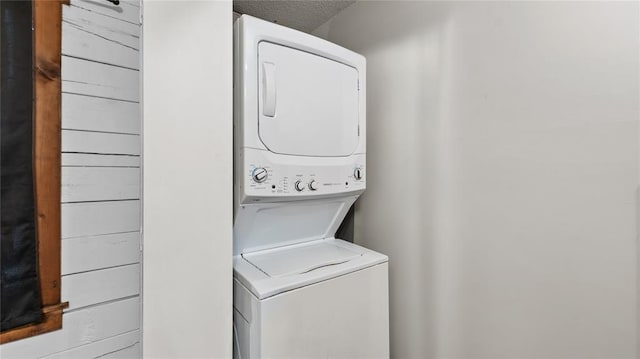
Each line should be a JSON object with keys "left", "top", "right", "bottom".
{"left": 233, "top": 15, "right": 389, "bottom": 359}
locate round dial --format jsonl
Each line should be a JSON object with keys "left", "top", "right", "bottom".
{"left": 252, "top": 167, "right": 268, "bottom": 183}
{"left": 308, "top": 180, "right": 318, "bottom": 191}
{"left": 354, "top": 168, "right": 363, "bottom": 180}
{"left": 294, "top": 180, "right": 305, "bottom": 192}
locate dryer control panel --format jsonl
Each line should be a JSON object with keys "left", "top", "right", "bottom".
{"left": 238, "top": 148, "right": 365, "bottom": 203}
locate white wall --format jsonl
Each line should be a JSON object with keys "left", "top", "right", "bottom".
{"left": 315, "top": 2, "right": 638, "bottom": 358}
{"left": 1, "top": 1, "right": 142, "bottom": 357}
{"left": 142, "top": 1, "right": 232, "bottom": 358}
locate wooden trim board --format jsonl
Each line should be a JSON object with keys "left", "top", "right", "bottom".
{"left": 0, "top": 303, "right": 68, "bottom": 344}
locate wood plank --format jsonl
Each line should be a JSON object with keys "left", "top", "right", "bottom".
{"left": 62, "top": 232, "right": 140, "bottom": 275}
{"left": 62, "top": 93, "right": 140, "bottom": 134}
{"left": 63, "top": 3, "right": 140, "bottom": 50}
{"left": 61, "top": 200, "right": 140, "bottom": 238}
{"left": 62, "top": 130, "right": 140, "bottom": 155}
{"left": 62, "top": 153, "right": 140, "bottom": 167}
{"left": 61, "top": 56, "right": 139, "bottom": 102}
{"left": 62, "top": 3, "right": 140, "bottom": 70}
{"left": 41, "top": 330, "right": 139, "bottom": 359}
{"left": 62, "top": 264, "right": 140, "bottom": 310}
{"left": 69, "top": 0, "right": 140, "bottom": 25}
{"left": 61, "top": 167, "right": 140, "bottom": 203}
{"left": 34, "top": 0, "right": 64, "bottom": 319}
{"left": 62, "top": 22, "right": 139, "bottom": 70}
{"left": 101, "top": 342, "right": 140, "bottom": 359}
{"left": 0, "top": 298, "right": 140, "bottom": 359}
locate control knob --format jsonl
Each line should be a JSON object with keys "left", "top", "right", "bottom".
{"left": 308, "top": 180, "right": 318, "bottom": 191}
{"left": 252, "top": 167, "right": 268, "bottom": 183}
{"left": 294, "top": 180, "right": 305, "bottom": 192}
{"left": 354, "top": 168, "right": 363, "bottom": 180}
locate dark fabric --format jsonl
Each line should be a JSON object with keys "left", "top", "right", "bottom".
{"left": 1, "top": 0, "right": 43, "bottom": 331}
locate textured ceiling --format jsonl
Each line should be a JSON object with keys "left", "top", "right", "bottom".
{"left": 234, "top": 1, "right": 356, "bottom": 33}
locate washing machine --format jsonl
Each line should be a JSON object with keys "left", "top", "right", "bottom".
{"left": 233, "top": 15, "right": 389, "bottom": 359}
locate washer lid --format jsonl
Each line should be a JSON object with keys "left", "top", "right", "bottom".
{"left": 234, "top": 238, "right": 388, "bottom": 299}
{"left": 243, "top": 240, "right": 362, "bottom": 278}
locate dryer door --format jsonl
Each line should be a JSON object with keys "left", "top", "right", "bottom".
{"left": 258, "top": 41, "right": 360, "bottom": 157}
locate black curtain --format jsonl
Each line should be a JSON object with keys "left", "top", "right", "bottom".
{"left": 1, "top": 0, "right": 43, "bottom": 331}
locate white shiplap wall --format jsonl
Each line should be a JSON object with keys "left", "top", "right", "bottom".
{"left": 1, "top": 1, "right": 141, "bottom": 357}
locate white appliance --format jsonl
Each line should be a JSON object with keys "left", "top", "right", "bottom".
{"left": 233, "top": 15, "right": 389, "bottom": 359}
